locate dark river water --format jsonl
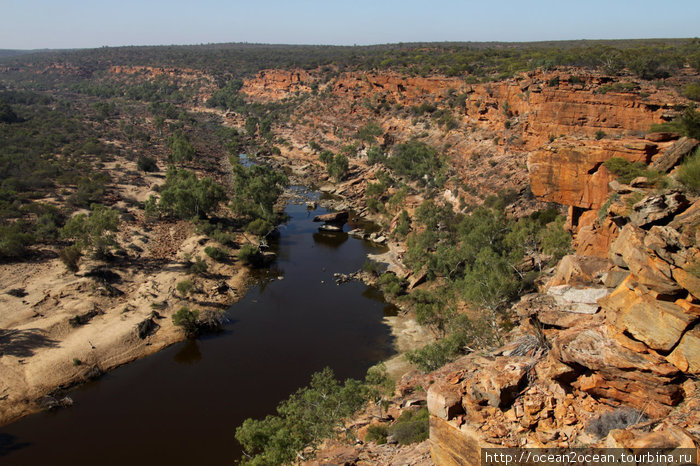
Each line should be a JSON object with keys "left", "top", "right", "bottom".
{"left": 0, "top": 187, "right": 397, "bottom": 465}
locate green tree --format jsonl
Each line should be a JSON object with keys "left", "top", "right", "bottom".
{"left": 230, "top": 161, "right": 288, "bottom": 221}
{"left": 60, "top": 204, "right": 119, "bottom": 259}
{"left": 0, "top": 101, "right": 20, "bottom": 123}
{"left": 235, "top": 368, "right": 367, "bottom": 465}
{"left": 386, "top": 140, "right": 443, "bottom": 186}
{"left": 172, "top": 306, "right": 200, "bottom": 338}
{"left": 168, "top": 131, "right": 196, "bottom": 164}
{"left": 354, "top": 121, "right": 383, "bottom": 144}
{"left": 327, "top": 153, "right": 349, "bottom": 181}
{"left": 157, "top": 168, "right": 226, "bottom": 219}
{"left": 245, "top": 116, "right": 259, "bottom": 137}
{"left": 0, "top": 222, "right": 33, "bottom": 259}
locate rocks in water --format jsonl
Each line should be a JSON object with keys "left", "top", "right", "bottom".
{"left": 306, "top": 201, "right": 317, "bottom": 210}
{"left": 333, "top": 271, "right": 362, "bottom": 284}
{"left": 367, "top": 232, "right": 387, "bottom": 244}
{"left": 313, "top": 211, "right": 349, "bottom": 224}
{"left": 348, "top": 228, "right": 367, "bottom": 239}
{"left": 318, "top": 224, "right": 342, "bottom": 232}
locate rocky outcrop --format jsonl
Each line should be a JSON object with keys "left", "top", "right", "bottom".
{"left": 426, "top": 198, "right": 700, "bottom": 464}
{"left": 528, "top": 139, "right": 655, "bottom": 210}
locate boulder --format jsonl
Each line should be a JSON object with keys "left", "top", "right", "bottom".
{"left": 605, "top": 424, "right": 696, "bottom": 449}
{"left": 600, "top": 282, "right": 696, "bottom": 352}
{"left": 312, "top": 211, "right": 349, "bottom": 224}
{"left": 429, "top": 418, "right": 484, "bottom": 466}
{"left": 609, "top": 224, "right": 681, "bottom": 294}
{"left": 673, "top": 267, "right": 700, "bottom": 300}
{"left": 552, "top": 326, "right": 682, "bottom": 414}
{"left": 629, "top": 191, "right": 689, "bottom": 228}
{"left": 318, "top": 224, "right": 342, "bottom": 232}
{"left": 464, "top": 357, "right": 531, "bottom": 408}
{"left": 602, "top": 266, "right": 630, "bottom": 288}
{"left": 575, "top": 217, "right": 619, "bottom": 258}
{"left": 650, "top": 137, "right": 699, "bottom": 172}
{"left": 546, "top": 255, "right": 609, "bottom": 288}
{"left": 645, "top": 132, "right": 680, "bottom": 142}
{"left": 666, "top": 326, "right": 700, "bottom": 374}
{"left": 547, "top": 285, "right": 609, "bottom": 314}
{"left": 427, "top": 381, "right": 464, "bottom": 420}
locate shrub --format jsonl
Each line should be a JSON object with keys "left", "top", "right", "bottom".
{"left": 586, "top": 408, "right": 647, "bottom": 438}
{"left": 389, "top": 407, "right": 429, "bottom": 445}
{"left": 137, "top": 155, "right": 158, "bottom": 172}
{"left": 61, "top": 204, "right": 119, "bottom": 259}
{"left": 0, "top": 223, "right": 33, "bottom": 259}
{"left": 678, "top": 148, "right": 700, "bottom": 193}
{"left": 595, "top": 130, "right": 606, "bottom": 140}
{"left": 650, "top": 107, "right": 700, "bottom": 139}
{"left": 366, "top": 145, "right": 385, "bottom": 165}
{"left": 327, "top": 153, "right": 349, "bottom": 181}
{"left": 176, "top": 279, "right": 195, "bottom": 296}
{"left": 59, "top": 244, "right": 83, "bottom": 272}
{"left": 365, "top": 425, "right": 388, "bottom": 444}
{"left": 319, "top": 149, "right": 334, "bottom": 165}
{"left": 683, "top": 81, "right": 700, "bottom": 102}
{"left": 246, "top": 218, "right": 273, "bottom": 236}
{"left": 172, "top": 306, "right": 200, "bottom": 338}
{"left": 204, "top": 246, "right": 228, "bottom": 262}
{"left": 235, "top": 368, "right": 367, "bottom": 465}
{"left": 378, "top": 272, "right": 406, "bottom": 297}
{"left": 603, "top": 157, "right": 666, "bottom": 186}
{"left": 405, "top": 336, "right": 463, "bottom": 372}
{"left": 385, "top": 140, "right": 443, "bottom": 186}
{"left": 363, "top": 259, "right": 382, "bottom": 276}
{"left": 230, "top": 162, "right": 287, "bottom": 221}
{"left": 168, "top": 131, "right": 196, "bottom": 164}
{"left": 238, "top": 243, "right": 262, "bottom": 266}
{"left": 158, "top": 168, "right": 226, "bottom": 219}
{"left": 538, "top": 216, "right": 572, "bottom": 262}
{"left": 188, "top": 256, "right": 208, "bottom": 275}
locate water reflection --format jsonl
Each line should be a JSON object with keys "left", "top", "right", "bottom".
{"left": 173, "top": 339, "right": 202, "bottom": 365}
{"left": 312, "top": 230, "right": 349, "bottom": 248}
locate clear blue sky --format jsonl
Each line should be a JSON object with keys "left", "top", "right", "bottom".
{"left": 2, "top": 0, "right": 699, "bottom": 49}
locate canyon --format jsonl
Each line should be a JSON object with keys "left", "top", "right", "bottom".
{"left": 1, "top": 49, "right": 699, "bottom": 465}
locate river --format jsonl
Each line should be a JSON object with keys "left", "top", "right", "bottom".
{"left": 0, "top": 186, "right": 397, "bottom": 465}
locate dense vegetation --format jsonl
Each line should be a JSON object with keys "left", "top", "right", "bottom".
{"left": 401, "top": 198, "right": 571, "bottom": 371}
{"left": 2, "top": 39, "right": 699, "bottom": 81}
{"left": 235, "top": 365, "right": 394, "bottom": 465}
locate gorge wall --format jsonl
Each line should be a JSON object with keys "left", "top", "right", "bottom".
{"left": 237, "top": 67, "right": 700, "bottom": 464}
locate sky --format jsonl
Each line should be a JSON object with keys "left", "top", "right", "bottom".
{"left": 2, "top": 0, "right": 699, "bottom": 50}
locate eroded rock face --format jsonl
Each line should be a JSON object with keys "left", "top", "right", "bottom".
{"left": 528, "top": 139, "right": 653, "bottom": 210}
{"left": 427, "top": 198, "right": 700, "bottom": 465}
{"left": 650, "top": 137, "right": 699, "bottom": 173}
{"left": 609, "top": 224, "right": 681, "bottom": 294}
{"left": 666, "top": 326, "right": 700, "bottom": 374}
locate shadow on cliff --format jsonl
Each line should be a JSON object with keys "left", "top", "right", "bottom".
{"left": 0, "top": 328, "right": 58, "bottom": 358}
